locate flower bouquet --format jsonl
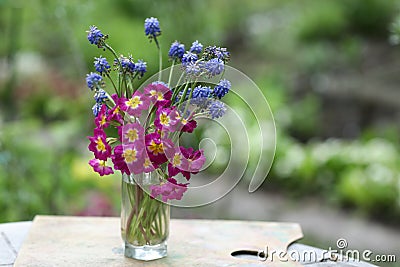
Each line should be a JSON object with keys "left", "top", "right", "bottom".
{"left": 85, "top": 17, "right": 231, "bottom": 260}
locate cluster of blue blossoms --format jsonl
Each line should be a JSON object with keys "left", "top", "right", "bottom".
{"left": 86, "top": 25, "right": 150, "bottom": 115}
{"left": 116, "top": 55, "right": 147, "bottom": 78}
{"left": 86, "top": 17, "right": 231, "bottom": 119}
{"left": 177, "top": 78, "right": 231, "bottom": 119}
{"left": 164, "top": 32, "right": 231, "bottom": 119}
{"left": 168, "top": 40, "right": 229, "bottom": 79}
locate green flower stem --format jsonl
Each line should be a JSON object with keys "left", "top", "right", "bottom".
{"left": 105, "top": 92, "right": 116, "bottom": 106}
{"left": 167, "top": 59, "right": 175, "bottom": 88}
{"left": 177, "top": 82, "right": 191, "bottom": 109}
{"left": 153, "top": 37, "right": 162, "bottom": 81}
{"left": 171, "top": 72, "right": 186, "bottom": 102}
{"left": 182, "top": 79, "right": 197, "bottom": 115}
{"left": 105, "top": 43, "right": 121, "bottom": 66}
{"left": 105, "top": 73, "right": 118, "bottom": 94}
{"left": 104, "top": 43, "right": 123, "bottom": 96}
{"left": 123, "top": 179, "right": 168, "bottom": 246}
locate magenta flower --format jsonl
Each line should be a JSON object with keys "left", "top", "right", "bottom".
{"left": 178, "top": 118, "right": 197, "bottom": 133}
{"left": 154, "top": 107, "right": 179, "bottom": 132}
{"left": 145, "top": 132, "right": 167, "bottom": 165}
{"left": 174, "top": 110, "right": 197, "bottom": 133}
{"left": 165, "top": 146, "right": 189, "bottom": 177}
{"left": 149, "top": 178, "right": 188, "bottom": 202}
{"left": 122, "top": 144, "right": 147, "bottom": 175}
{"left": 89, "top": 158, "right": 114, "bottom": 176}
{"left": 106, "top": 94, "right": 123, "bottom": 124}
{"left": 143, "top": 82, "right": 172, "bottom": 107}
{"left": 119, "top": 91, "right": 150, "bottom": 117}
{"left": 121, "top": 122, "right": 145, "bottom": 144}
{"left": 111, "top": 145, "right": 131, "bottom": 175}
{"left": 88, "top": 128, "right": 112, "bottom": 160}
{"left": 167, "top": 146, "right": 205, "bottom": 180}
{"left": 95, "top": 105, "right": 110, "bottom": 129}
{"left": 145, "top": 132, "right": 175, "bottom": 165}
{"left": 182, "top": 147, "right": 206, "bottom": 173}
{"left": 126, "top": 152, "right": 156, "bottom": 174}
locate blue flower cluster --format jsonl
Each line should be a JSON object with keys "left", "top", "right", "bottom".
{"left": 167, "top": 38, "right": 229, "bottom": 78}
{"left": 168, "top": 41, "right": 185, "bottom": 60}
{"left": 94, "top": 89, "right": 108, "bottom": 103}
{"left": 205, "top": 58, "right": 224, "bottom": 77}
{"left": 115, "top": 56, "right": 147, "bottom": 77}
{"left": 119, "top": 56, "right": 136, "bottom": 73}
{"left": 182, "top": 52, "right": 198, "bottom": 66}
{"left": 135, "top": 60, "right": 147, "bottom": 77}
{"left": 87, "top": 26, "right": 106, "bottom": 48}
{"left": 208, "top": 100, "right": 226, "bottom": 119}
{"left": 94, "top": 56, "right": 111, "bottom": 74}
{"left": 213, "top": 79, "right": 231, "bottom": 99}
{"left": 85, "top": 18, "right": 231, "bottom": 121}
{"left": 192, "top": 86, "right": 212, "bottom": 99}
{"left": 203, "top": 46, "right": 230, "bottom": 63}
{"left": 86, "top": 72, "right": 103, "bottom": 90}
{"left": 92, "top": 103, "right": 102, "bottom": 117}
{"left": 190, "top": 40, "right": 203, "bottom": 54}
{"left": 144, "top": 17, "right": 161, "bottom": 40}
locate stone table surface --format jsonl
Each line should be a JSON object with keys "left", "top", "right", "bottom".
{"left": 1, "top": 216, "right": 380, "bottom": 267}
{"left": 5, "top": 215, "right": 305, "bottom": 267}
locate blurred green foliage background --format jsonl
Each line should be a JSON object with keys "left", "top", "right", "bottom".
{"left": 1, "top": 0, "right": 400, "bottom": 234}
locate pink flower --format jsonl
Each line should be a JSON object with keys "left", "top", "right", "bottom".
{"left": 111, "top": 145, "right": 131, "bottom": 175}
{"left": 143, "top": 82, "right": 172, "bottom": 107}
{"left": 167, "top": 146, "right": 206, "bottom": 180}
{"left": 121, "top": 123, "right": 144, "bottom": 144}
{"left": 119, "top": 91, "right": 150, "bottom": 117}
{"left": 137, "top": 154, "right": 156, "bottom": 173}
{"left": 145, "top": 132, "right": 173, "bottom": 165}
{"left": 179, "top": 118, "right": 197, "bottom": 133}
{"left": 154, "top": 107, "right": 179, "bottom": 132}
{"left": 95, "top": 105, "right": 110, "bottom": 129}
{"left": 88, "top": 128, "right": 112, "bottom": 160}
{"left": 149, "top": 178, "right": 188, "bottom": 202}
{"left": 182, "top": 147, "right": 206, "bottom": 172}
{"left": 172, "top": 110, "right": 197, "bottom": 133}
{"left": 89, "top": 158, "right": 114, "bottom": 176}
{"left": 127, "top": 153, "right": 156, "bottom": 174}
{"left": 112, "top": 143, "right": 148, "bottom": 175}
{"left": 106, "top": 94, "right": 123, "bottom": 124}
{"left": 165, "top": 146, "right": 189, "bottom": 177}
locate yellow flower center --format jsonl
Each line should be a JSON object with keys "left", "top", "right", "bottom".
{"left": 100, "top": 115, "right": 107, "bottom": 126}
{"left": 113, "top": 106, "right": 120, "bottom": 114}
{"left": 143, "top": 158, "right": 152, "bottom": 168}
{"left": 123, "top": 149, "right": 137, "bottom": 163}
{"left": 125, "top": 129, "right": 138, "bottom": 142}
{"left": 148, "top": 140, "right": 163, "bottom": 155}
{"left": 99, "top": 160, "right": 106, "bottom": 167}
{"left": 157, "top": 92, "right": 164, "bottom": 101}
{"left": 96, "top": 137, "right": 106, "bottom": 152}
{"left": 160, "top": 113, "right": 170, "bottom": 126}
{"left": 173, "top": 153, "right": 181, "bottom": 167}
{"left": 127, "top": 96, "right": 142, "bottom": 109}
{"left": 150, "top": 90, "right": 157, "bottom": 96}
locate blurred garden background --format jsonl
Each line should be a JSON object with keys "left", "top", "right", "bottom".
{"left": 1, "top": 0, "right": 400, "bottom": 265}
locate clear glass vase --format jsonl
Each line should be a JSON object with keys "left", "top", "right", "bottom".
{"left": 121, "top": 172, "right": 170, "bottom": 261}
